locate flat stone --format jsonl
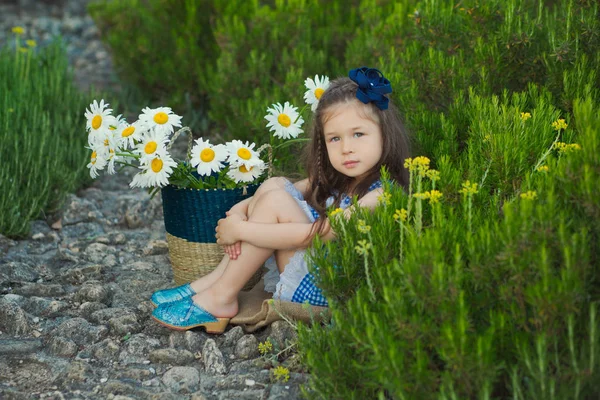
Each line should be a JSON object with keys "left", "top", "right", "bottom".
{"left": 0, "top": 339, "right": 42, "bottom": 355}
{"left": 162, "top": 366, "right": 200, "bottom": 394}
{"left": 74, "top": 282, "right": 111, "bottom": 304}
{"left": 149, "top": 348, "right": 195, "bottom": 365}
{"left": 12, "top": 283, "right": 65, "bottom": 297}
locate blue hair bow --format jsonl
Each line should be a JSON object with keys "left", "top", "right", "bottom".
{"left": 348, "top": 67, "right": 392, "bottom": 110}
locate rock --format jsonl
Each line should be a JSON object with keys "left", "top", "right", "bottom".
{"left": 12, "top": 283, "right": 65, "bottom": 297}
{"left": 109, "top": 314, "right": 142, "bottom": 336}
{"left": 143, "top": 240, "right": 169, "bottom": 255}
{"left": 49, "top": 317, "right": 108, "bottom": 346}
{"left": 0, "top": 300, "right": 30, "bottom": 335}
{"left": 46, "top": 336, "right": 78, "bottom": 357}
{"left": 61, "top": 195, "right": 102, "bottom": 226}
{"left": 119, "top": 334, "right": 161, "bottom": 365}
{"left": 74, "top": 282, "right": 111, "bottom": 304}
{"left": 0, "top": 339, "right": 42, "bottom": 355}
{"left": 23, "top": 297, "right": 68, "bottom": 317}
{"left": 77, "top": 338, "right": 121, "bottom": 361}
{"left": 234, "top": 335, "right": 260, "bottom": 360}
{"left": 268, "top": 320, "right": 298, "bottom": 350}
{"left": 60, "top": 264, "right": 103, "bottom": 284}
{"left": 162, "top": 366, "right": 200, "bottom": 394}
{"left": 84, "top": 242, "right": 112, "bottom": 263}
{"left": 184, "top": 331, "right": 208, "bottom": 352}
{"left": 149, "top": 348, "right": 195, "bottom": 365}
{"left": 202, "top": 339, "right": 227, "bottom": 375}
{"left": 222, "top": 326, "right": 244, "bottom": 347}
{"left": 79, "top": 301, "right": 108, "bottom": 319}
{"left": 2, "top": 261, "right": 39, "bottom": 282}
{"left": 88, "top": 307, "right": 135, "bottom": 324}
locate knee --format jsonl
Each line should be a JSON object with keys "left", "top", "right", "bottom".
{"left": 248, "top": 187, "right": 292, "bottom": 218}
{"left": 255, "top": 177, "right": 289, "bottom": 197}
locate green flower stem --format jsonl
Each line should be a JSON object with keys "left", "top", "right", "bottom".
{"left": 271, "top": 137, "right": 309, "bottom": 150}
{"left": 533, "top": 130, "right": 561, "bottom": 172}
{"left": 363, "top": 235, "right": 376, "bottom": 302}
{"left": 415, "top": 175, "right": 423, "bottom": 236}
{"left": 116, "top": 151, "right": 140, "bottom": 159}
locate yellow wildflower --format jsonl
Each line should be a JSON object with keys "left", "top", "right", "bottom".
{"left": 18, "top": 48, "right": 28, "bottom": 54}
{"left": 427, "top": 190, "right": 443, "bottom": 204}
{"left": 426, "top": 169, "right": 440, "bottom": 182}
{"left": 536, "top": 165, "right": 549, "bottom": 173}
{"left": 26, "top": 40, "right": 36, "bottom": 48}
{"left": 329, "top": 208, "right": 343, "bottom": 217}
{"left": 393, "top": 208, "right": 408, "bottom": 223}
{"left": 378, "top": 192, "right": 392, "bottom": 206}
{"left": 551, "top": 119, "right": 568, "bottom": 131}
{"left": 520, "top": 112, "right": 531, "bottom": 121}
{"left": 520, "top": 190, "right": 537, "bottom": 201}
{"left": 413, "top": 192, "right": 428, "bottom": 200}
{"left": 258, "top": 341, "right": 273, "bottom": 355}
{"left": 272, "top": 366, "right": 290, "bottom": 383}
{"left": 357, "top": 219, "right": 371, "bottom": 233}
{"left": 404, "top": 156, "right": 430, "bottom": 175}
{"left": 355, "top": 240, "right": 372, "bottom": 255}
{"left": 459, "top": 180, "right": 478, "bottom": 196}
{"left": 554, "top": 142, "right": 582, "bottom": 154}
{"left": 12, "top": 26, "right": 25, "bottom": 35}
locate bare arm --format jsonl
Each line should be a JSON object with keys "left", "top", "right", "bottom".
{"left": 233, "top": 188, "right": 383, "bottom": 249}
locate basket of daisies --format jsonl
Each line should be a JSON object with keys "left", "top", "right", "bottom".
{"left": 83, "top": 74, "right": 329, "bottom": 287}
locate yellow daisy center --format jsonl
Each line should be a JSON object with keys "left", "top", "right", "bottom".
{"left": 277, "top": 113, "right": 291, "bottom": 127}
{"left": 122, "top": 126, "right": 135, "bottom": 137}
{"left": 154, "top": 112, "right": 168, "bottom": 125}
{"left": 145, "top": 141, "right": 157, "bottom": 154}
{"left": 151, "top": 158, "right": 163, "bottom": 173}
{"left": 92, "top": 115, "right": 102, "bottom": 130}
{"left": 200, "top": 148, "right": 215, "bottom": 162}
{"left": 104, "top": 139, "right": 109, "bottom": 146}
{"left": 237, "top": 148, "right": 251, "bottom": 160}
{"left": 315, "top": 88, "right": 324, "bottom": 99}
{"left": 91, "top": 151, "right": 97, "bottom": 160}
{"left": 240, "top": 165, "right": 253, "bottom": 173}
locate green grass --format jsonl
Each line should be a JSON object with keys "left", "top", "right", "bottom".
{"left": 0, "top": 37, "right": 97, "bottom": 238}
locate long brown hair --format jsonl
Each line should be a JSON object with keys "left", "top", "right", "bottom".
{"left": 302, "top": 76, "right": 411, "bottom": 239}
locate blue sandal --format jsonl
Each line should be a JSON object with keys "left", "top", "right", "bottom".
{"left": 150, "top": 283, "right": 196, "bottom": 307}
{"left": 151, "top": 297, "right": 230, "bottom": 334}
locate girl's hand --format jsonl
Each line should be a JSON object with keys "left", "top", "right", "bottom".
{"left": 224, "top": 242, "right": 242, "bottom": 260}
{"left": 215, "top": 214, "right": 244, "bottom": 245}
{"left": 222, "top": 211, "right": 245, "bottom": 258}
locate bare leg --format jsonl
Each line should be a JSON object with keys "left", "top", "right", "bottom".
{"left": 185, "top": 177, "right": 292, "bottom": 292}
{"left": 191, "top": 188, "right": 311, "bottom": 318}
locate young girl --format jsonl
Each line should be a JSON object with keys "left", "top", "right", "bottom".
{"left": 151, "top": 67, "right": 411, "bottom": 333}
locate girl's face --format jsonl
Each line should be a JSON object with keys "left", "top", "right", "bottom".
{"left": 323, "top": 101, "right": 383, "bottom": 183}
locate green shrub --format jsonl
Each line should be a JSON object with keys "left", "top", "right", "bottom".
{"left": 0, "top": 38, "right": 95, "bottom": 238}
{"left": 297, "top": 90, "right": 600, "bottom": 399}
{"left": 88, "top": 0, "right": 218, "bottom": 110}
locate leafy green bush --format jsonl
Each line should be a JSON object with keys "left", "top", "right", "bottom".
{"left": 298, "top": 92, "right": 599, "bottom": 399}
{"left": 0, "top": 38, "right": 95, "bottom": 237}
{"left": 88, "top": 0, "right": 218, "bottom": 109}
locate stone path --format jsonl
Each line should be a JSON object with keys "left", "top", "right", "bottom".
{"left": 1, "top": 1, "right": 309, "bottom": 399}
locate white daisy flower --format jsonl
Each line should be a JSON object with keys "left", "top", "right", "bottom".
{"left": 226, "top": 161, "right": 266, "bottom": 184}
{"left": 86, "top": 147, "right": 107, "bottom": 178}
{"left": 304, "top": 75, "right": 330, "bottom": 111}
{"left": 85, "top": 99, "right": 113, "bottom": 135}
{"left": 138, "top": 106, "right": 182, "bottom": 136}
{"left": 264, "top": 102, "right": 304, "bottom": 140}
{"left": 130, "top": 150, "right": 177, "bottom": 188}
{"left": 190, "top": 138, "right": 228, "bottom": 176}
{"left": 117, "top": 120, "right": 146, "bottom": 149}
{"left": 106, "top": 148, "right": 120, "bottom": 175}
{"left": 134, "top": 128, "right": 170, "bottom": 162}
{"left": 225, "top": 140, "right": 262, "bottom": 169}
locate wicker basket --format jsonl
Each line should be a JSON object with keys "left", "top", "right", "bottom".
{"left": 161, "top": 183, "right": 261, "bottom": 290}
